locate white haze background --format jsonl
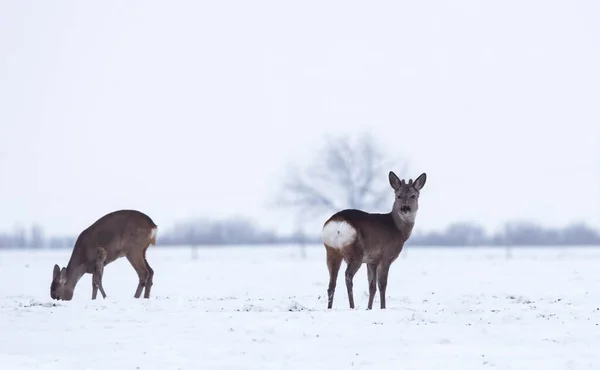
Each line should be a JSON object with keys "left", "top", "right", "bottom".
{"left": 0, "top": 0, "right": 599, "bottom": 236}
{"left": 1, "top": 2, "right": 600, "bottom": 370}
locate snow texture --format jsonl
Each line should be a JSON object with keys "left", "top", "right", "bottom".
{"left": 1, "top": 245, "right": 599, "bottom": 369}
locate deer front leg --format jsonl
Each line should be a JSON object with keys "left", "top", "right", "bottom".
{"left": 92, "top": 247, "right": 108, "bottom": 300}
{"left": 377, "top": 261, "right": 392, "bottom": 309}
{"left": 366, "top": 262, "right": 378, "bottom": 310}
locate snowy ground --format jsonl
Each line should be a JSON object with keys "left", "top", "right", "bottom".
{"left": 0, "top": 244, "right": 599, "bottom": 369}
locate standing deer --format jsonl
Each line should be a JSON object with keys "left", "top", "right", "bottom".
{"left": 50, "top": 209, "right": 158, "bottom": 301}
{"left": 321, "top": 171, "right": 426, "bottom": 310}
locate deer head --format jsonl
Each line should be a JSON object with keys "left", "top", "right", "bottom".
{"left": 388, "top": 171, "right": 427, "bottom": 222}
{"left": 51, "top": 264, "right": 73, "bottom": 300}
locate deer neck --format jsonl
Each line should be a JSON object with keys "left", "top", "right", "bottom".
{"left": 65, "top": 263, "right": 87, "bottom": 290}
{"left": 391, "top": 210, "right": 416, "bottom": 240}
{"left": 65, "top": 247, "right": 89, "bottom": 290}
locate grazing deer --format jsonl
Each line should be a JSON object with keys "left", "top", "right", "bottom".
{"left": 321, "top": 171, "right": 426, "bottom": 310}
{"left": 50, "top": 209, "right": 158, "bottom": 301}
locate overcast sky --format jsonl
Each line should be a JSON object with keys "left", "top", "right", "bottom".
{"left": 1, "top": 0, "right": 599, "bottom": 237}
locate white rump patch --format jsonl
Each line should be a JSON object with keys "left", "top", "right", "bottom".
{"left": 322, "top": 220, "right": 357, "bottom": 250}
{"left": 150, "top": 227, "right": 157, "bottom": 240}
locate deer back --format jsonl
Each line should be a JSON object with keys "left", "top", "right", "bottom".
{"left": 323, "top": 209, "right": 412, "bottom": 263}
{"left": 69, "top": 210, "right": 157, "bottom": 268}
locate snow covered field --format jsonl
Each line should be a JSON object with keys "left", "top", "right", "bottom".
{"left": 1, "top": 244, "right": 599, "bottom": 369}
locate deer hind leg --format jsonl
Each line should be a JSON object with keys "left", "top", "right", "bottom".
{"left": 142, "top": 248, "right": 154, "bottom": 299}
{"left": 366, "top": 262, "right": 378, "bottom": 310}
{"left": 92, "top": 247, "right": 108, "bottom": 300}
{"left": 325, "top": 248, "right": 343, "bottom": 309}
{"left": 345, "top": 256, "right": 363, "bottom": 309}
{"left": 126, "top": 252, "right": 150, "bottom": 299}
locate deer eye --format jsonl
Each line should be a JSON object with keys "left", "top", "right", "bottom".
{"left": 410, "top": 195, "right": 416, "bottom": 199}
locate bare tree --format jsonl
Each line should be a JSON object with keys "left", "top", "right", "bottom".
{"left": 277, "top": 132, "right": 409, "bottom": 255}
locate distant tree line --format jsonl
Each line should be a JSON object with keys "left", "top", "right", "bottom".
{"left": 1, "top": 218, "right": 600, "bottom": 249}
{"left": 407, "top": 221, "right": 600, "bottom": 246}
{"left": 2, "top": 133, "right": 599, "bottom": 250}
{"left": 0, "top": 224, "right": 75, "bottom": 250}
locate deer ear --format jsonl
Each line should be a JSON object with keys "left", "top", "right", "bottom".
{"left": 389, "top": 171, "right": 401, "bottom": 190}
{"left": 413, "top": 172, "right": 427, "bottom": 191}
{"left": 59, "top": 267, "right": 67, "bottom": 283}
{"left": 53, "top": 264, "right": 60, "bottom": 280}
